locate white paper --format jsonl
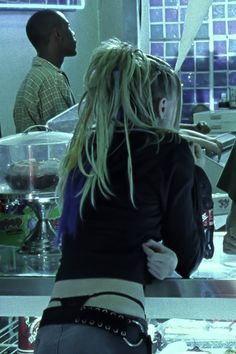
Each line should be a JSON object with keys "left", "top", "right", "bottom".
{"left": 175, "top": 0, "right": 213, "bottom": 72}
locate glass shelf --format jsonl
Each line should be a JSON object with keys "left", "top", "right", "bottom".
{"left": 0, "top": 0, "right": 85, "bottom": 11}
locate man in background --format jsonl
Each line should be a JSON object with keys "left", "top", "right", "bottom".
{"left": 13, "top": 10, "right": 77, "bottom": 133}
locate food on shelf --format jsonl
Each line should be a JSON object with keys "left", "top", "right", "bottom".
{"left": 161, "top": 318, "right": 209, "bottom": 335}
{"left": 5, "top": 158, "right": 60, "bottom": 191}
{"left": 151, "top": 319, "right": 236, "bottom": 354}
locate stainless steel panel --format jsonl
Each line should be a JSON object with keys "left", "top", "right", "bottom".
{"left": 1, "top": 277, "right": 236, "bottom": 319}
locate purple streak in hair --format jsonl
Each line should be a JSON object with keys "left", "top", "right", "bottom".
{"left": 54, "top": 168, "right": 86, "bottom": 245}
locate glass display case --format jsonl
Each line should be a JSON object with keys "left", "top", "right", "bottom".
{"left": 0, "top": 129, "right": 72, "bottom": 193}
{"left": 0, "top": 129, "right": 72, "bottom": 277}
{"left": 0, "top": 128, "right": 73, "bottom": 353}
{"left": 47, "top": 104, "right": 79, "bottom": 134}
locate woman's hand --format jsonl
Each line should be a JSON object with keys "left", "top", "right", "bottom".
{"left": 194, "top": 121, "right": 211, "bottom": 134}
{"left": 188, "top": 142, "right": 205, "bottom": 168}
{"left": 142, "top": 239, "right": 178, "bottom": 280}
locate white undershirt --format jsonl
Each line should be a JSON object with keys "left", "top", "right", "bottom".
{"left": 48, "top": 278, "right": 146, "bottom": 319}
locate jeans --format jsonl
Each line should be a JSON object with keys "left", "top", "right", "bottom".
{"left": 34, "top": 323, "right": 151, "bottom": 354}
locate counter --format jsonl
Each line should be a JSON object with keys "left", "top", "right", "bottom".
{"left": 0, "top": 233, "right": 236, "bottom": 320}
{"left": 0, "top": 276, "right": 236, "bottom": 321}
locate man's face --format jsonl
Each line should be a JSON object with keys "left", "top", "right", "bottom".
{"left": 57, "top": 12, "right": 77, "bottom": 57}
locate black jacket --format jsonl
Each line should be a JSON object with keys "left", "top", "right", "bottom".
{"left": 56, "top": 131, "right": 206, "bottom": 284}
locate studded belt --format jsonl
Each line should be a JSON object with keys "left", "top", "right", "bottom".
{"left": 40, "top": 297, "right": 151, "bottom": 349}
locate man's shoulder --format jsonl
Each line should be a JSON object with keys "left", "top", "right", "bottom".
{"left": 20, "top": 65, "right": 60, "bottom": 91}
{"left": 30, "top": 63, "right": 58, "bottom": 80}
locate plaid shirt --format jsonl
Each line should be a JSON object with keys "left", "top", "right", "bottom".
{"left": 13, "top": 56, "right": 76, "bottom": 133}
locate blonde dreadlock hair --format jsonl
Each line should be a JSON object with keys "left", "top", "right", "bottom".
{"left": 57, "top": 38, "right": 182, "bottom": 214}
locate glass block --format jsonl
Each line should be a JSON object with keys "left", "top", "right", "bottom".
{"left": 165, "top": 8, "right": 178, "bottom": 22}
{"left": 165, "top": 23, "right": 179, "bottom": 39}
{"left": 196, "top": 58, "right": 209, "bottom": 71}
{"left": 181, "top": 117, "right": 192, "bottom": 124}
{"left": 166, "top": 42, "right": 178, "bottom": 56}
{"left": 229, "top": 72, "right": 236, "bottom": 86}
{"left": 180, "top": 8, "right": 186, "bottom": 22}
{"left": 182, "top": 104, "right": 194, "bottom": 121}
{"left": 214, "top": 72, "right": 227, "bottom": 86}
{"left": 150, "top": 0, "right": 163, "bottom": 6}
{"left": 151, "top": 42, "right": 164, "bottom": 57}
{"left": 150, "top": 8, "right": 163, "bottom": 22}
{"left": 181, "top": 72, "right": 195, "bottom": 88}
{"left": 183, "top": 89, "right": 194, "bottom": 103}
{"left": 214, "top": 40, "right": 227, "bottom": 55}
{"left": 196, "top": 73, "right": 210, "bottom": 87}
{"left": 165, "top": 57, "right": 176, "bottom": 69}
{"left": 180, "top": 0, "right": 188, "bottom": 5}
{"left": 196, "top": 42, "right": 209, "bottom": 56}
{"left": 229, "top": 56, "right": 236, "bottom": 70}
{"left": 186, "top": 44, "right": 194, "bottom": 57}
{"left": 213, "top": 21, "right": 226, "bottom": 35}
{"left": 150, "top": 24, "right": 163, "bottom": 40}
{"left": 213, "top": 56, "right": 227, "bottom": 70}
{"left": 196, "top": 89, "right": 210, "bottom": 103}
{"left": 181, "top": 58, "right": 194, "bottom": 72}
{"left": 229, "top": 39, "right": 236, "bottom": 53}
{"left": 212, "top": 4, "right": 225, "bottom": 19}
{"left": 214, "top": 88, "right": 228, "bottom": 102}
{"left": 196, "top": 23, "right": 209, "bottom": 39}
{"left": 165, "top": 0, "right": 178, "bottom": 5}
{"left": 228, "top": 20, "right": 236, "bottom": 35}
{"left": 228, "top": 4, "right": 236, "bottom": 18}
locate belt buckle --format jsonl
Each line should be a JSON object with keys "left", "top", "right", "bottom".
{"left": 123, "top": 319, "right": 145, "bottom": 347}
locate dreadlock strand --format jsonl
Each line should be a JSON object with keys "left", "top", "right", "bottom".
{"left": 57, "top": 38, "right": 182, "bottom": 215}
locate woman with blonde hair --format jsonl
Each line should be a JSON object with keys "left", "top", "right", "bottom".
{"left": 34, "top": 38, "right": 206, "bottom": 354}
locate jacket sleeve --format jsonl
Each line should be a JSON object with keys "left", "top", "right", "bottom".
{"left": 160, "top": 141, "right": 206, "bottom": 278}
{"left": 217, "top": 141, "right": 236, "bottom": 202}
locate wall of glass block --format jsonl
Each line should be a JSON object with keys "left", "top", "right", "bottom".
{"left": 149, "top": 0, "right": 236, "bottom": 122}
